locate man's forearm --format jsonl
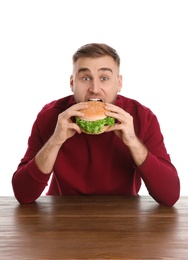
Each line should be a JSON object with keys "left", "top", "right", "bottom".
{"left": 127, "top": 138, "right": 148, "bottom": 167}
{"left": 35, "top": 137, "right": 62, "bottom": 174}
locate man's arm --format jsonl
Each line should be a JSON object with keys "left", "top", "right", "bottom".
{"left": 12, "top": 102, "right": 88, "bottom": 204}
{"left": 105, "top": 103, "right": 180, "bottom": 206}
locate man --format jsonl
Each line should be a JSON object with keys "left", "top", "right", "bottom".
{"left": 12, "top": 43, "right": 180, "bottom": 206}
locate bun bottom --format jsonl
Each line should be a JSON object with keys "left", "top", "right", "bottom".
{"left": 81, "top": 125, "right": 109, "bottom": 135}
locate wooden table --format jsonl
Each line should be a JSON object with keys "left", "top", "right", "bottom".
{"left": 0, "top": 195, "right": 188, "bottom": 259}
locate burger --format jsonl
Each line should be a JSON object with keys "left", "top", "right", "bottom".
{"left": 76, "top": 100, "right": 115, "bottom": 134}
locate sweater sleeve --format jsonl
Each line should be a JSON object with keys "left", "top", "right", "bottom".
{"left": 12, "top": 158, "right": 51, "bottom": 204}
{"left": 137, "top": 152, "right": 180, "bottom": 207}
{"left": 12, "top": 108, "right": 52, "bottom": 204}
{"left": 136, "top": 112, "right": 180, "bottom": 207}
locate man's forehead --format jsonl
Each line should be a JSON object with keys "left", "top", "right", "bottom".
{"left": 74, "top": 56, "right": 116, "bottom": 72}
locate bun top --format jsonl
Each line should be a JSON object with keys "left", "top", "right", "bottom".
{"left": 80, "top": 101, "right": 107, "bottom": 121}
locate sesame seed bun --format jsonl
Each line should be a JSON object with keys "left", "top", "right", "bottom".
{"left": 80, "top": 101, "right": 107, "bottom": 121}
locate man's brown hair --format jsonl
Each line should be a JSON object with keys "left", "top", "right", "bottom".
{"left": 72, "top": 43, "right": 120, "bottom": 67}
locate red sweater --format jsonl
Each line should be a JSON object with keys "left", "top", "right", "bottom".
{"left": 12, "top": 95, "right": 180, "bottom": 206}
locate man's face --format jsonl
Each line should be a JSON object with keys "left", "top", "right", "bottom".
{"left": 70, "top": 55, "right": 122, "bottom": 103}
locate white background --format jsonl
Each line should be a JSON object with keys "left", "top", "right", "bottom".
{"left": 0, "top": 0, "right": 187, "bottom": 196}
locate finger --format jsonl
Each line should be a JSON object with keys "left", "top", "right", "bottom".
{"left": 67, "top": 122, "right": 82, "bottom": 134}
{"left": 104, "top": 103, "right": 120, "bottom": 113}
{"left": 71, "top": 102, "right": 89, "bottom": 110}
{"left": 59, "top": 109, "right": 85, "bottom": 120}
{"left": 105, "top": 110, "right": 127, "bottom": 124}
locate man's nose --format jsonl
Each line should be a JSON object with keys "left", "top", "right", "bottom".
{"left": 89, "top": 80, "right": 100, "bottom": 93}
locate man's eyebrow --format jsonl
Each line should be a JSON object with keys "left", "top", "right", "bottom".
{"left": 78, "top": 67, "right": 113, "bottom": 73}
{"left": 99, "top": 68, "right": 113, "bottom": 73}
{"left": 78, "top": 68, "right": 90, "bottom": 73}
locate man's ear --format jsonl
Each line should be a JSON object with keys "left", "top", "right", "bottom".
{"left": 70, "top": 75, "right": 73, "bottom": 92}
{"left": 117, "top": 75, "right": 122, "bottom": 92}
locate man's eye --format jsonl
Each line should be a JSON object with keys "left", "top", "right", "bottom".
{"left": 82, "top": 76, "right": 90, "bottom": 81}
{"left": 101, "top": 76, "right": 108, "bottom": 81}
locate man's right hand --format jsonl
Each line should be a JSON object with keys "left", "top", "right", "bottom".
{"left": 51, "top": 102, "right": 88, "bottom": 146}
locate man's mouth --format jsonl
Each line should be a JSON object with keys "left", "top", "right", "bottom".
{"left": 88, "top": 98, "right": 103, "bottom": 102}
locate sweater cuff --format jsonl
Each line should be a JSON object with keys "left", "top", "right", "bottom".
{"left": 26, "top": 158, "right": 51, "bottom": 184}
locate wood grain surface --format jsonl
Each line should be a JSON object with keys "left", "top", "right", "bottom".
{"left": 0, "top": 195, "right": 187, "bottom": 259}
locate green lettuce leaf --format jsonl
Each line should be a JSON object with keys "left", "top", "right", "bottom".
{"left": 76, "top": 116, "right": 115, "bottom": 134}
